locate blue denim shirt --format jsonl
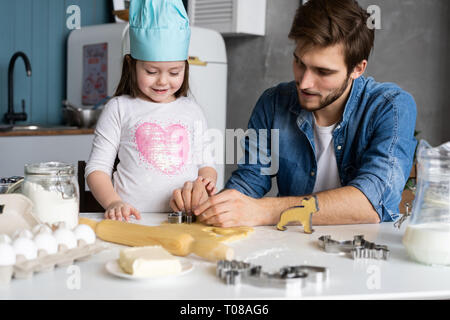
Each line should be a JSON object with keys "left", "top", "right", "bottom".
{"left": 225, "top": 76, "right": 417, "bottom": 222}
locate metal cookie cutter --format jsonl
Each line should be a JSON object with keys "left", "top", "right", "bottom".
{"left": 216, "top": 260, "right": 328, "bottom": 290}
{"left": 318, "top": 235, "right": 389, "bottom": 260}
{"left": 394, "top": 202, "right": 411, "bottom": 229}
{"left": 168, "top": 211, "right": 196, "bottom": 224}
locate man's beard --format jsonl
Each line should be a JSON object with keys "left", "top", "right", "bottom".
{"left": 300, "top": 75, "right": 352, "bottom": 112}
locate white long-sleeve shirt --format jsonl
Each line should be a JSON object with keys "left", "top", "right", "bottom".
{"left": 85, "top": 95, "right": 215, "bottom": 213}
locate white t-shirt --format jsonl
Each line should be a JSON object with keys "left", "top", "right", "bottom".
{"left": 85, "top": 95, "right": 215, "bottom": 213}
{"left": 312, "top": 116, "right": 342, "bottom": 193}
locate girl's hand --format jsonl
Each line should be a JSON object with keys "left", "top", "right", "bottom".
{"left": 104, "top": 201, "right": 141, "bottom": 222}
{"left": 170, "top": 177, "right": 209, "bottom": 213}
{"left": 200, "top": 176, "right": 217, "bottom": 196}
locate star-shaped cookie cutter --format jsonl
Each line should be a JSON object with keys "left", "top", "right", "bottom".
{"left": 216, "top": 259, "right": 329, "bottom": 290}
{"left": 318, "top": 235, "right": 389, "bottom": 260}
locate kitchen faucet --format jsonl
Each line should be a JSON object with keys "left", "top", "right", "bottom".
{"left": 4, "top": 51, "right": 32, "bottom": 125}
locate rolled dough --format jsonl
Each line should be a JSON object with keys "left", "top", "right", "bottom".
{"left": 160, "top": 222, "right": 254, "bottom": 243}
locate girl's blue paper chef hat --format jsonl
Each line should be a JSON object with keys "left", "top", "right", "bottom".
{"left": 129, "top": 0, "right": 191, "bottom": 61}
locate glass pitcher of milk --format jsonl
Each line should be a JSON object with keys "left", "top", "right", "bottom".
{"left": 403, "top": 140, "right": 450, "bottom": 266}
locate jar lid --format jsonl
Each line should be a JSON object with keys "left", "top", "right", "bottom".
{"left": 24, "top": 162, "right": 75, "bottom": 176}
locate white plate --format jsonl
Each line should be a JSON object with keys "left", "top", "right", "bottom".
{"left": 105, "top": 259, "right": 194, "bottom": 280}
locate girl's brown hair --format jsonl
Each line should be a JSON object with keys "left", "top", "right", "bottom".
{"left": 114, "top": 54, "right": 190, "bottom": 98}
{"left": 288, "top": 0, "right": 375, "bottom": 73}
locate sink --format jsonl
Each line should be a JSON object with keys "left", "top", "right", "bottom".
{"left": 10, "top": 125, "right": 80, "bottom": 131}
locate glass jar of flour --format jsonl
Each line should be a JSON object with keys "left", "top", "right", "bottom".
{"left": 403, "top": 140, "right": 450, "bottom": 266}
{"left": 22, "top": 162, "right": 79, "bottom": 229}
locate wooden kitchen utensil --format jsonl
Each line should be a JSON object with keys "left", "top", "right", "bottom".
{"left": 78, "top": 218, "right": 234, "bottom": 261}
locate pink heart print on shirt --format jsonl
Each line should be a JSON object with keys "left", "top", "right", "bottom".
{"left": 135, "top": 122, "right": 190, "bottom": 175}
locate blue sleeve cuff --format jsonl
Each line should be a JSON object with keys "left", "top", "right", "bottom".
{"left": 225, "top": 170, "right": 270, "bottom": 199}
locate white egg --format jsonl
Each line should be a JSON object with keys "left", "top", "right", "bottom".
{"left": 34, "top": 232, "right": 58, "bottom": 255}
{"left": 32, "top": 224, "right": 53, "bottom": 235}
{"left": 0, "top": 243, "right": 16, "bottom": 266}
{"left": 53, "top": 228, "right": 77, "bottom": 249}
{"left": 12, "top": 229, "right": 33, "bottom": 240}
{"left": 73, "top": 224, "right": 96, "bottom": 245}
{"left": 12, "top": 237, "right": 38, "bottom": 260}
{"left": 0, "top": 234, "right": 12, "bottom": 245}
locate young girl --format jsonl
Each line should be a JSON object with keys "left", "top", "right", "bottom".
{"left": 85, "top": 0, "right": 216, "bottom": 221}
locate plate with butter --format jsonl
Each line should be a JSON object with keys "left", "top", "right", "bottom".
{"left": 105, "top": 245, "right": 194, "bottom": 280}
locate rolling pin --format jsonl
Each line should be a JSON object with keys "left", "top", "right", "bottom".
{"left": 78, "top": 218, "right": 234, "bottom": 261}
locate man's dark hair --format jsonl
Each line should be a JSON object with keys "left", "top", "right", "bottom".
{"left": 289, "top": 0, "right": 375, "bottom": 72}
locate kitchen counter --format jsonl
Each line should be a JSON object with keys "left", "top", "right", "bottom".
{"left": 0, "top": 127, "right": 94, "bottom": 137}
{"left": 1, "top": 212, "right": 450, "bottom": 300}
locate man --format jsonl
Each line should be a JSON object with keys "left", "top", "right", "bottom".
{"left": 171, "top": 0, "right": 417, "bottom": 227}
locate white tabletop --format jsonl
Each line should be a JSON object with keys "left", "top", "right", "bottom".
{"left": 1, "top": 212, "right": 450, "bottom": 300}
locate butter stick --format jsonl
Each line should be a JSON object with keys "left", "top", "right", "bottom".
{"left": 119, "top": 246, "right": 182, "bottom": 277}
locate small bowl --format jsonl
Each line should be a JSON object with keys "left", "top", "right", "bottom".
{"left": 62, "top": 106, "right": 103, "bottom": 128}
{"left": 62, "top": 100, "right": 104, "bottom": 128}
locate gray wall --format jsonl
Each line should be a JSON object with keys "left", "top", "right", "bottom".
{"left": 224, "top": 0, "right": 298, "bottom": 192}
{"left": 223, "top": 0, "right": 450, "bottom": 191}
{"left": 358, "top": 0, "right": 450, "bottom": 146}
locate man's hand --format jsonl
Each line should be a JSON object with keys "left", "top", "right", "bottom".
{"left": 192, "top": 189, "right": 267, "bottom": 227}
{"left": 170, "top": 177, "right": 209, "bottom": 213}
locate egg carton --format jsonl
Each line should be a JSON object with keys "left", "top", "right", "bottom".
{"left": 0, "top": 240, "right": 106, "bottom": 284}
{"left": 0, "top": 193, "right": 107, "bottom": 285}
